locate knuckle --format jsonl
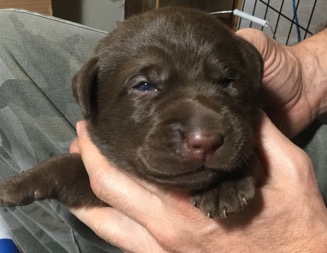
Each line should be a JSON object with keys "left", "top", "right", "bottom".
{"left": 291, "top": 147, "right": 312, "bottom": 168}
{"left": 88, "top": 168, "right": 110, "bottom": 199}
{"left": 153, "top": 229, "right": 182, "bottom": 252}
{"left": 94, "top": 221, "right": 120, "bottom": 246}
{"left": 288, "top": 147, "right": 315, "bottom": 182}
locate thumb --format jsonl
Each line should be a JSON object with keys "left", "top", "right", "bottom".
{"left": 236, "top": 28, "right": 281, "bottom": 66}
{"left": 236, "top": 28, "right": 269, "bottom": 56}
{"left": 75, "top": 120, "right": 110, "bottom": 173}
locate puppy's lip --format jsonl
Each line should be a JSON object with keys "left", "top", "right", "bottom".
{"left": 138, "top": 159, "right": 234, "bottom": 180}
{"left": 144, "top": 167, "right": 219, "bottom": 189}
{"left": 145, "top": 165, "right": 218, "bottom": 180}
{"left": 147, "top": 165, "right": 207, "bottom": 178}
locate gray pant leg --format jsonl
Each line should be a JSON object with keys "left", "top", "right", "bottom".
{"left": 0, "top": 9, "right": 121, "bottom": 253}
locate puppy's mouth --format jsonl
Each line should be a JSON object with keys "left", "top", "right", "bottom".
{"left": 137, "top": 163, "right": 223, "bottom": 190}
{"left": 135, "top": 143, "right": 253, "bottom": 190}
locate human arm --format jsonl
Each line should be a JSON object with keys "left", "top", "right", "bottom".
{"left": 69, "top": 117, "right": 327, "bottom": 253}
{"left": 236, "top": 28, "right": 327, "bottom": 137}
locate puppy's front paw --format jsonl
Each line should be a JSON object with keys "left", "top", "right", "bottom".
{"left": 0, "top": 176, "right": 41, "bottom": 206}
{"left": 191, "top": 176, "right": 255, "bottom": 218}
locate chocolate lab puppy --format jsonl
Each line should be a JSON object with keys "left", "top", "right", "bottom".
{"left": 0, "top": 7, "right": 263, "bottom": 218}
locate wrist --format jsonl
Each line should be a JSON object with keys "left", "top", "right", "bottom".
{"left": 292, "top": 29, "right": 327, "bottom": 119}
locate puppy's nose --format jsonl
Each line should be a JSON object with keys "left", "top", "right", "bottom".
{"left": 185, "top": 131, "right": 224, "bottom": 160}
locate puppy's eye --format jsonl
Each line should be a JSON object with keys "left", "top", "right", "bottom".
{"left": 133, "top": 82, "right": 158, "bottom": 93}
{"left": 220, "top": 78, "right": 236, "bottom": 88}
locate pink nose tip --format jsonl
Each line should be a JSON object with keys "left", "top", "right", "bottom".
{"left": 185, "top": 131, "right": 224, "bottom": 160}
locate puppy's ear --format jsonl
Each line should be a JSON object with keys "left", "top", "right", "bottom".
{"left": 72, "top": 56, "right": 99, "bottom": 118}
{"left": 239, "top": 39, "right": 263, "bottom": 90}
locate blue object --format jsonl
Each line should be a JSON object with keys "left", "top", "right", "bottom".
{"left": 292, "top": 0, "right": 302, "bottom": 42}
{"left": 0, "top": 239, "right": 20, "bottom": 253}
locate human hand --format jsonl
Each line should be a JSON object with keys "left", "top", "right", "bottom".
{"left": 70, "top": 117, "right": 327, "bottom": 253}
{"left": 236, "top": 28, "right": 327, "bottom": 137}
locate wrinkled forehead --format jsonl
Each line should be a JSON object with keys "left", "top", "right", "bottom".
{"left": 102, "top": 40, "right": 241, "bottom": 76}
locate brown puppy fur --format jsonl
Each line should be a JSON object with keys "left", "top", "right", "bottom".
{"left": 0, "top": 7, "right": 263, "bottom": 218}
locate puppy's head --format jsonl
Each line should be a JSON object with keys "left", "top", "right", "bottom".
{"left": 73, "top": 7, "right": 263, "bottom": 190}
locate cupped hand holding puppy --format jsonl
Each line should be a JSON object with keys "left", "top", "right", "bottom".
{"left": 70, "top": 116, "right": 327, "bottom": 253}
{"left": 236, "top": 28, "right": 327, "bottom": 137}
{"left": 69, "top": 29, "right": 327, "bottom": 252}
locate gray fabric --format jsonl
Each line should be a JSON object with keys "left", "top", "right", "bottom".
{"left": 0, "top": 9, "right": 121, "bottom": 253}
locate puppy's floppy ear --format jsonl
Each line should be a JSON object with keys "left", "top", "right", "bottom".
{"left": 72, "top": 56, "right": 99, "bottom": 118}
{"left": 238, "top": 38, "right": 264, "bottom": 90}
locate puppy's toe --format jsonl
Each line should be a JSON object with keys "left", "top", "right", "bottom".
{"left": 191, "top": 189, "right": 220, "bottom": 218}
{"left": 191, "top": 176, "right": 255, "bottom": 218}
{"left": 218, "top": 176, "right": 255, "bottom": 217}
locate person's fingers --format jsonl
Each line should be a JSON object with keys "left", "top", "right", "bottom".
{"left": 70, "top": 207, "right": 167, "bottom": 253}
{"left": 76, "top": 121, "right": 161, "bottom": 214}
{"left": 75, "top": 121, "right": 172, "bottom": 225}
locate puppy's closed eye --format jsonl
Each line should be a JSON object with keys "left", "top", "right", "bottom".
{"left": 218, "top": 77, "right": 238, "bottom": 88}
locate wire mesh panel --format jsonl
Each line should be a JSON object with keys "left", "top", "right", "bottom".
{"left": 238, "top": 0, "right": 326, "bottom": 45}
